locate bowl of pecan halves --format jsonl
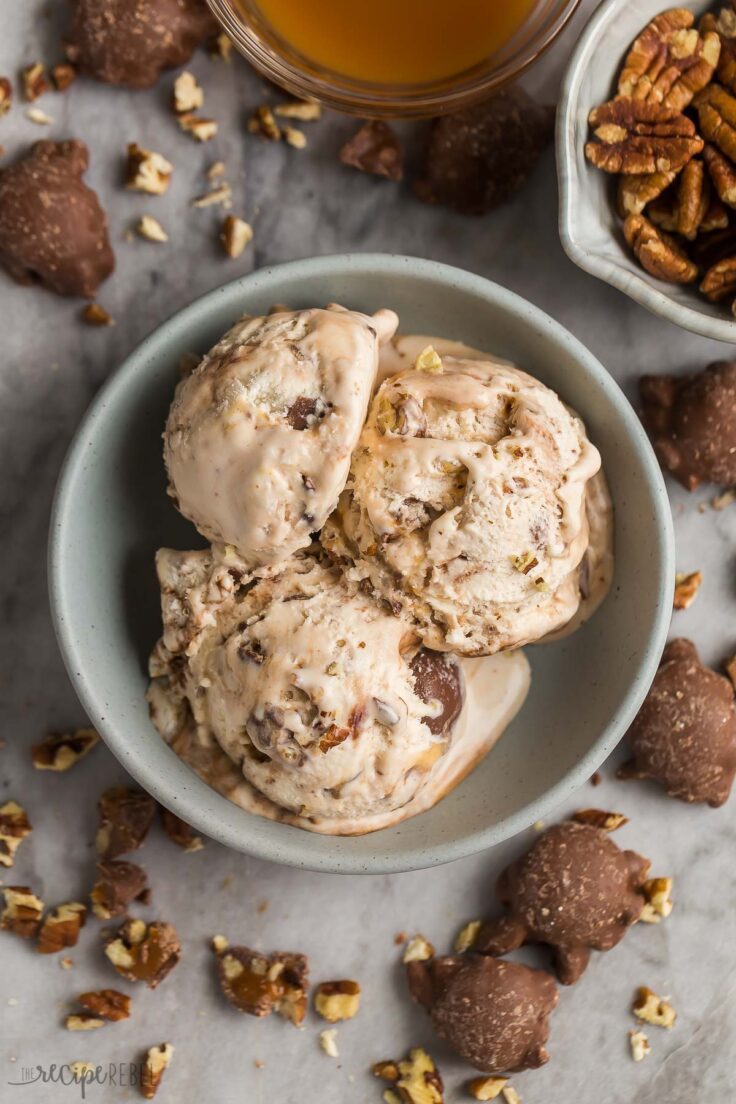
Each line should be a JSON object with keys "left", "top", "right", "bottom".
{"left": 558, "top": 0, "right": 736, "bottom": 340}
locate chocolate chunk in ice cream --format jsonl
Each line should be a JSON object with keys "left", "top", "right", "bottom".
{"left": 409, "top": 649, "right": 463, "bottom": 736}
{"left": 407, "top": 953, "right": 558, "bottom": 1073}
{"left": 618, "top": 638, "right": 736, "bottom": 806}
{"left": 65, "top": 0, "right": 217, "bottom": 89}
{"left": 414, "top": 89, "right": 555, "bottom": 215}
{"left": 0, "top": 140, "right": 114, "bottom": 297}
{"left": 640, "top": 360, "right": 736, "bottom": 489}
{"left": 474, "top": 821, "right": 651, "bottom": 984}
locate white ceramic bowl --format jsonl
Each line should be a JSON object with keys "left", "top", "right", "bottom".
{"left": 558, "top": 0, "right": 736, "bottom": 342}
{"left": 49, "top": 255, "right": 674, "bottom": 874}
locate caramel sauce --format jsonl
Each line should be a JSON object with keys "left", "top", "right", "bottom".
{"left": 246, "top": 0, "right": 536, "bottom": 84}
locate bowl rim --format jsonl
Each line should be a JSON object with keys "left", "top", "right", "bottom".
{"left": 557, "top": 0, "right": 736, "bottom": 343}
{"left": 48, "top": 253, "right": 675, "bottom": 874}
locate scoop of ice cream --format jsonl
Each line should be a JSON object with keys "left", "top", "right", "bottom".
{"left": 322, "top": 347, "right": 602, "bottom": 655}
{"left": 164, "top": 305, "right": 398, "bottom": 570}
{"left": 148, "top": 553, "right": 475, "bottom": 825}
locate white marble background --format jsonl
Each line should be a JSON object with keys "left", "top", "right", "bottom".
{"left": 2, "top": 2, "right": 736, "bottom": 1101}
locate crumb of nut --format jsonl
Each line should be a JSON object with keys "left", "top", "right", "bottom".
{"left": 211, "top": 934, "right": 229, "bottom": 953}
{"left": 639, "top": 877, "right": 674, "bottom": 924}
{"left": 51, "top": 63, "right": 76, "bottom": 92}
{"left": 394, "top": 932, "right": 407, "bottom": 946}
{"left": 136, "top": 215, "right": 168, "bottom": 244}
{"left": 141, "top": 1043, "right": 174, "bottom": 1100}
{"left": 254, "top": 1059, "right": 264, "bottom": 1069}
{"left": 572, "top": 808, "right": 629, "bottom": 832}
{"left": 126, "top": 144, "right": 173, "bottom": 195}
{"left": 454, "top": 920, "right": 482, "bottom": 953}
{"left": 501, "top": 1090, "right": 522, "bottom": 1104}
{"left": 629, "top": 1029, "right": 651, "bottom": 1061}
{"left": 207, "top": 160, "right": 226, "bottom": 180}
{"left": 1, "top": 886, "right": 44, "bottom": 938}
{"left": 21, "top": 62, "right": 49, "bottom": 102}
{"left": 712, "top": 487, "right": 736, "bottom": 510}
{"left": 319, "top": 1028, "right": 339, "bottom": 1058}
{"left": 78, "top": 989, "right": 131, "bottom": 1022}
{"left": 96, "top": 787, "right": 156, "bottom": 859}
{"left": 179, "top": 113, "right": 218, "bottom": 142}
{"left": 215, "top": 946, "right": 309, "bottom": 1024}
{"left": 209, "top": 31, "right": 232, "bottom": 61}
{"left": 314, "top": 980, "right": 361, "bottom": 1022}
{"left": 674, "top": 570, "right": 702, "bottom": 610}
{"left": 191, "top": 182, "right": 232, "bottom": 209}
{"left": 104, "top": 919, "right": 181, "bottom": 988}
{"left": 633, "top": 986, "right": 677, "bottom": 1028}
{"left": 221, "top": 215, "right": 253, "bottom": 258}
{"left": 25, "top": 107, "right": 53, "bottom": 125}
{"left": 0, "top": 77, "right": 13, "bottom": 115}
{"left": 375, "top": 1049, "right": 444, "bottom": 1104}
{"left": 274, "top": 100, "right": 321, "bottom": 121}
{"left": 283, "top": 125, "right": 307, "bottom": 149}
{"left": 60, "top": 957, "right": 74, "bottom": 970}
{"left": 467, "top": 1077, "right": 509, "bottom": 1101}
{"left": 65, "top": 1014, "right": 105, "bottom": 1032}
{"left": 32, "top": 727, "right": 99, "bottom": 771}
{"left": 248, "top": 104, "right": 281, "bottom": 141}
{"left": 373, "top": 1060, "right": 400, "bottom": 1081}
{"left": 415, "top": 346, "right": 443, "bottom": 374}
{"left": 38, "top": 902, "right": 87, "bottom": 954}
{"left": 161, "top": 809, "right": 203, "bottom": 851}
{"left": 402, "top": 934, "right": 435, "bottom": 963}
{"left": 0, "top": 801, "right": 32, "bottom": 867}
{"left": 82, "top": 303, "right": 114, "bottom": 326}
{"left": 172, "top": 70, "right": 203, "bottom": 114}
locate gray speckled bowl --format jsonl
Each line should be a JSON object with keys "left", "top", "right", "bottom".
{"left": 49, "top": 255, "right": 674, "bottom": 874}
{"left": 558, "top": 0, "right": 736, "bottom": 342}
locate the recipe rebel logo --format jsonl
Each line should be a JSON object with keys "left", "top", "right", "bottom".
{"left": 7, "top": 1062, "right": 143, "bottom": 1098}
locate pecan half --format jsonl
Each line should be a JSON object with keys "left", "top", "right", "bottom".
{"left": 216, "top": 946, "right": 309, "bottom": 1025}
{"left": 37, "top": 902, "right": 87, "bottom": 954}
{"left": 618, "top": 9, "right": 720, "bottom": 111}
{"left": 90, "top": 859, "right": 149, "bottom": 919}
{"left": 675, "top": 158, "right": 709, "bottom": 238}
{"left": 585, "top": 98, "right": 703, "bottom": 174}
{"left": 78, "top": 989, "right": 131, "bottom": 1021}
{"left": 618, "top": 169, "right": 678, "bottom": 216}
{"left": 704, "top": 142, "right": 736, "bottom": 207}
{"left": 1, "top": 886, "right": 44, "bottom": 938}
{"left": 696, "top": 83, "right": 736, "bottom": 162}
{"left": 0, "top": 800, "right": 32, "bottom": 867}
{"left": 703, "top": 8, "right": 736, "bottom": 93}
{"left": 104, "top": 919, "right": 181, "bottom": 988}
{"left": 96, "top": 787, "right": 156, "bottom": 858}
{"left": 700, "top": 254, "right": 736, "bottom": 301}
{"left": 31, "top": 727, "right": 99, "bottom": 771}
{"left": 624, "top": 213, "right": 699, "bottom": 282}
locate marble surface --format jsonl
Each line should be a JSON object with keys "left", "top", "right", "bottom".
{"left": 2, "top": 2, "right": 736, "bottom": 1102}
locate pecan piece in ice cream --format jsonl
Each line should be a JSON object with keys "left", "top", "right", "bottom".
{"left": 585, "top": 98, "right": 703, "bottom": 175}
{"left": 340, "top": 120, "right": 403, "bottom": 181}
{"left": 618, "top": 9, "right": 720, "bottom": 111}
{"left": 216, "top": 946, "right": 309, "bottom": 1025}
{"left": 96, "top": 787, "right": 156, "bottom": 859}
{"left": 474, "top": 821, "right": 651, "bottom": 984}
{"left": 619, "top": 638, "right": 736, "bottom": 806}
{"left": 104, "top": 919, "right": 181, "bottom": 988}
{"left": 90, "top": 860, "right": 150, "bottom": 919}
{"left": 37, "top": 902, "right": 87, "bottom": 954}
{"left": 31, "top": 727, "right": 99, "bottom": 771}
{"left": 623, "top": 213, "right": 699, "bottom": 283}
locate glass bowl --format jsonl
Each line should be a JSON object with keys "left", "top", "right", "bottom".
{"left": 207, "top": 0, "right": 581, "bottom": 117}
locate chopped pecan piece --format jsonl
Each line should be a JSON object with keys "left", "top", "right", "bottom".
{"left": 220, "top": 214, "right": 253, "bottom": 258}
{"left": 674, "top": 570, "right": 702, "bottom": 608}
{"left": 319, "top": 1027, "right": 339, "bottom": 1057}
{"left": 373, "top": 1049, "right": 444, "bottom": 1104}
{"left": 81, "top": 303, "right": 114, "bottom": 326}
{"left": 632, "top": 986, "right": 677, "bottom": 1028}
{"left": 701, "top": 253, "right": 736, "bottom": 300}
{"left": 586, "top": 98, "right": 703, "bottom": 175}
{"left": 141, "top": 1043, "right": 174, "bottom": 1099}
{"left": 624, "top": 213, "right": 699, "bottom": 282}
{"left": 78, "top": 989, "right": 131, "bottom": 1021}
{"left": 161, "top": 809, "right": 203, "bottom": 852}
{"left": 618, "top": 9, "right": 720, "bottom": 111}
{"left": 172, "top": 70, "right": 203, "bottom": 114}
{"left": 178, "top": 114, "right": 218, "bottom": 142}
{"left": 340, "top": 120, "right": 403, "bottom": 181}
{"left": 65, "top": 1014, "right": 105, "bottom": 1031}
{"left": 283, "top": 125, "right": 306, "bottom": 149}
{"left": 137, "top": 215, "right": 168, "bottom": 243}
{"left": 572, "top": 808, "right": 629, "bottom": 831}
{"left": 629, "top": 1029, "right": 651, "bottom": 1061}
{"left": 216, "top": 946, "right": 309, "bottom": 1025}
{"left": 31, "top": 727, "right": 99, "bottom": 771}
{"left": 0, "top": 77, "right": 12, "bottom": 116}
{"left": 96, "top": 787, "right": 156, "bottom": 858}
{"left": 314, "top": 980, "right": 361, "bottom": 1022}
{"left": 90, "top": 859, "right": 149, "bottom": 919}
{"left": 618, "top": 169, "right": 678, "bottom": 216}
{"left": 274, "top": 100, "right": 321, "bottom": 121}
{"left": 0, "top": 800, "right": 32, "bottom": 867}
{"left": 639, "top": 876, "right": 674, "bottom": 924}
{"left": 675, "top": 158, "right": 709, "bottom": 238}
{"left": 704, "top": 142, "right": 736, "bottom": 207}
{"left": 248, "top": 105, "right": 281, "bottom": 140}
{"left": 402, "top": 934, "right": 435, "bottom": 963}
{"left": 1, "top": 886, "right": 44, "bottom": 938}
{"left": 104, "top": 919, "right": 180, "bottom": 988}
{"left": 37, "top": 902, "right": 87, "bottom": 954}
{"left": 21, "top": 62, "right": 49, "bottom": 102}
{"left": 468, "top": 1078, "right": 509, "bottom": 1102}
{"left": 696, "top": 83, "right": 736, "bottom": 163}
{"left": 51, "top": 63, "right": 77, "bottom": 92}
{"left": 125, "top": 144, "right": 173, "bottom": 195}
{"left": 454, "top": 919, "right": 482, "bottom": 953}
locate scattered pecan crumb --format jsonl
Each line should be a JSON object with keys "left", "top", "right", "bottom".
{"left": 372, "top": 1049, "right": 444, "bottom": 1104}
{"left": 90, "top": 859, "right": 149, "bottom": 919}
{"left": 179, "top": 113, "right": 218, "bottom": 142}
{"left": 639, "top": 877, "right": 674, "bottom": 924}
{"left": 161, "top": 809, "right": 203, "bottom": 851}
{"left": 283, "top": 125, "right": 306, "bottom": 149}
{"left": 274, "top": 100, "right": 321, "bottom": 121}
{"left": 501, "top": 1090, "right": 522, "bottom": 1104}
{"left": 402, "top": 934, "right": 435, "bottom": 963}
{"left": 208, "top": 32, "right": 232, "bottom": 61}
{"left": 221, "top": 215, "right": 253, "bottom": 258}
{"left": 415, "top": 345, "right": 443, "bottom": 373}
{"left": 51, "top": 63, "right": 76, "bottom": 92}
{"left": 60, "top": 956, "right": 74, "bottom": 969}
{"left": 468, "top": 1077, "right": 509, "bottom": 1101}
{"left": 207, "top": 160, "right": 226, "bottom": 180}
{"left": 141, "top": 1043, "right": 174, "bottom": 1099}
{"left": 394, "top": 931, "right": 407, "bottom": 945}
{"left": 0, "top": 77, "right": 13, "bottom": 115}
{"left": 126, "top": 144, "right": 173, "bottom": 195}
{"left": 0, "top": 801, "right": 32, "bottom": 867}
{"left": 78, "top": 989, "right": 131, "bottom": 1022}
{"left": 81, "top": 303, "right": 114, "bottom": 326}
{"left": 38, "top": 902, "right": 87, "bottom": 954}
{"left": 633, "top": 987, "right": 677, "bottom": 1028}
{"left": 674, "top": 570, "right": 702, "bottom": 609}
{"left": 211, "top": 934, "right": 229, "bottom": 953}
{"left": 137, "top": 215, "right": 168, "bottom": 243}
{"left": 454, "top": 920, "right": 482, "bottom": 953}
{"left": 1, "top": 886, "right": 44, "bottom": 938}
{"left": 216, "top": 946, "right": 309, "bottom": 1024}
{"left": 191, "top": 182, "right": 232, "bottom": 209}
{"left": 104, "top": 919, "right": 180, "bottom": 988}
{"left": 96, "top": 787, "right": 156, "bottom": 859}
{"left": 172, "top": 70, "right": 203, "bottom": 114}
{"left": 373, "top": 1060, "right": 401, "bottom": 1081}
{"left": 572, "top": 808, "right": 629, "bottom": 831}
{"left": 340, "top": 120, "right": 402, "bottom": 181}
{"left": 314, "top": 980, "right": 361, "bottom": 1022}
{"left": 31, "top": 727, "right": 99, "bottom": 771}
{"left": 320, "top": 1028, "right": 339, "bottom": 1057}
{"left": 65, "top": 1014, "right": 105, "bottom": 1031}
{"left": 629, "top": 1029, "right": 651, "bottom": 1061}
{"left": 21, "top": 62, "right": 49, "bottom": 102}
{"left": 248, "top": 104, "right": 281, "bottom": 140}
{"left": 25, "top": 107, "right": 53, "bottom": 125}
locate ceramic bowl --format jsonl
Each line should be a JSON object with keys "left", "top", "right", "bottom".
{"left": 558, "top": 0, "right": 736, "bottom": 342}
{"left": 49, "top": 255, "right": 674, "bottom": 874}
